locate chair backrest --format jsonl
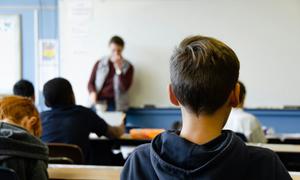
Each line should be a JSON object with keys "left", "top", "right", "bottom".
{"left": 47, "top": 143, "right": 84, "bottom": 164}
{"left": 48, "top": 157, "right": 74, "bottom": 164}
{"left": 0, "top": 167, "right": 18, "bottom": 180}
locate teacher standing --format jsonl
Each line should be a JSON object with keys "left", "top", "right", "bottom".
{"left": 88, "top": 36, "right": 134, "bottom": 111}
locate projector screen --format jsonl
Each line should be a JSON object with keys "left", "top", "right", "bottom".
{"left": 59, "top": 0, "right": 300, "bottom": 108}
{"left": 0, "top": 15, "right": 21, "bottom": 95}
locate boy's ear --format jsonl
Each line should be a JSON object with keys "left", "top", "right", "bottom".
{"left": 168, "top": 84, "right": 180, "bottom": 106}
{"left": 229, "top": 83, "right": 240, "bottom": 108}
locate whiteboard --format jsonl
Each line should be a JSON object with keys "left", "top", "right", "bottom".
{"left": 59, "top": 0, "right": 300, "bottom": 108}
{"left": 0, "top": 15, "right": 21, "bottom": 95}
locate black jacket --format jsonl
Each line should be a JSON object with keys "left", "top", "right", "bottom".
{"left": 121, "top": 130, "right": 291, "bottom": 180}
{"left": 0, "top": 122, "right": 48, "bottom": 180}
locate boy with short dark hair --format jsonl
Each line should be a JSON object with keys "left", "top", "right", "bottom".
{"left": 41, "top": 78, "right": 125, "bottom": 163}
{"left": 13, "top": 79, "right": 35, "bottom": 102}
{"left": 121, "top": 35, "right": 291, "bottom": 179}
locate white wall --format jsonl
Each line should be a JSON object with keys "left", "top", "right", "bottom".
{"left": 0, "top": 15, "right": 21, "bottom": 95}
{"left": 59, "top": 0, "right": 300, "bottom": 108}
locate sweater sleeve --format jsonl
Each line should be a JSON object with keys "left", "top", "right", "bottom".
{"left": 118, "top": 64, "right": 134, "bottom": 91}
{"left": 88, "top": 61, "right": 100, "bottom": 93}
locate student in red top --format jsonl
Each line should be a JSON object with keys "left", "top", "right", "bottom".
{"left": 88, "top": 36, "right": 134, "bottom": 111}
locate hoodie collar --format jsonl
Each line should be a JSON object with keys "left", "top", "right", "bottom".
{"left": 0, "top": 122, "right": 48, "bottom": 161}
{"left": 150, "top": 130, "right": 248, "bottom": 176}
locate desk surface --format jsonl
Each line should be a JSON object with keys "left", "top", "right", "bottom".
{"left": 248, "top": 143, "right": 300, "bottom": 153}
{"left": 48, "top": 164, "right": 299, "bottom": 180}
{"left": 290, "top": 172, "right": 300, "bottom": 180}
{"left": 48, "top": 164, "right": 122, "bottom": 180}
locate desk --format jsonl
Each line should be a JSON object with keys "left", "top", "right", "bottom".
{"left": 291, "top": 171, "right": 300, "bottom": 180}
{"left": 88, "top": 135, "right": 150, "bottom": 165}
{"left": 267, "top": 134, "right": 300, "bottom": 144}
{"left": 48, "top": 164, "right": 299, "bottom": 180}
{"left": 48, "top": 164, "right": 122, "bottom": 180}
{"left": 248, "top": 143, "right": 300, "bottom": 153}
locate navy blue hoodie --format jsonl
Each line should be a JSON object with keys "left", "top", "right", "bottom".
{"left": 121, "top": 130, "right": 291, "bottom": 180}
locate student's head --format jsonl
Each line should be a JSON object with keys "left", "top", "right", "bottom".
{"left": 0, "top": 96, "right": 42, "bottom": 136}
{"left": 238, "top": 81, "right": 246, "bottom": 108}
{"left": 43, "top": 78, "right": 75, "bottom": 108}
{"left": 109, "top": 36, "right": 125, "bottom": 56}
{"left": 169, "top": 35, "right": 240, "bottom": 117}
{"left": 13, "top": 80, "right": 35, "bottom": 102}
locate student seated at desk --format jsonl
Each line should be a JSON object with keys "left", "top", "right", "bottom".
{"left": 41, "top": 78, "right": 125, "bottom": 163}
{"left": 0, "top": 96, "right": 48, "bottom": 180}
{"left": 224, "top": 81, "right": 267, "bottom": 143}
{"left": 121, "top": 35, "right": 291, "bottom": 180}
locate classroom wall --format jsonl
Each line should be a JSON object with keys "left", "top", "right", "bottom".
{"left": 0, "top": 0, "right": 59, "bottom": 107}
{"left": 59, "top": 0, "right": 300, "bottom": 108}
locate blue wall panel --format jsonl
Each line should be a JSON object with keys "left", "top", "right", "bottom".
{"left": 126, "top": 108, "right": 300, "bottom": 133}
{"left": 0, "top": 0, "right": 58, "bottom": 93}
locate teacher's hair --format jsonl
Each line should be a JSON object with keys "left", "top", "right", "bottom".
{"left": 109, "top": 35, "right": 125, "bottom": 47}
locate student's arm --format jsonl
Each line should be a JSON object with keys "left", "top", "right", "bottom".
{"left": 249, "top": 117, "right": 267, "bottom": 143}
{"left": 105, "top": 123, "right": 125, "bottom": 139}
{"left": 89, "top": 110, "right": 125, "bottom": 139}
{"left": 118, "top": 65, "right": 134, "bottom": 91}
{"left": 105, "top": 112, "right": 126, "bottom": 139}
{"left": 250, "top": 128, "right": 267, "bottom": 143}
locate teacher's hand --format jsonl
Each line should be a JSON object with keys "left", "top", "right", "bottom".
{"left": 90, "top": 91, "right": 97, "bottom": 104}
{"left": 111, "top": 54, "right": 123, "bottom": 71}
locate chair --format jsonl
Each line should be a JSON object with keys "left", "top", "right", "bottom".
{"left": 0, "top": 167, "right": 18, "bottom": 180}
{"left": 47, "top": 143, "right": 84, "bottom": 164}
{"left": 48, "top": 157, "right": 74, "bottom": 164}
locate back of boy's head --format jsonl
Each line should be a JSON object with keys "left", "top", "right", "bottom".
{"left": 43, "top": 78, "right": 75, "bottom": 108}
{"left": 238, "top": 81, "right": 246, "bottom": 104}
{"left": 0, "top": 96, "right": 41, "bottom": 136}
{"left": 13, "top": 80, "right": 35, "bottom": 99}
{"left": 170, "top": 35, "right": 240, "bottom": 115}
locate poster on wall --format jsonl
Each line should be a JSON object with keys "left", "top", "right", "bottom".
{"left": 39, "top": 39, "right": 58, "bottom": 65}
{"left": 38, "top": 39, "right": 59, "bottom": 91}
